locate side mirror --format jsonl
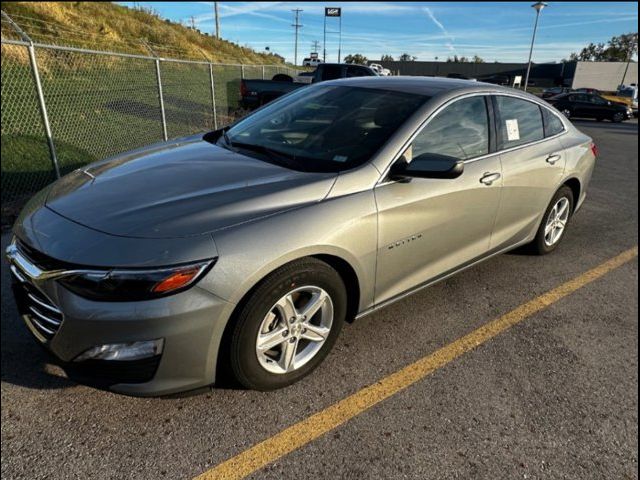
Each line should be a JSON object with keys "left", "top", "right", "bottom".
{"left": 389, "top": 153, "right": 465, "bottom": 180}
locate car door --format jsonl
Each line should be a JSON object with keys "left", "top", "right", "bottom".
{"left": 374, "top": 95, "right": 502, "bottom": 304}
{"left": 570, "top": 93, "right": 592, "bottom": 117}
{"left": 490, "top": 95, "right": 567, "bottom": 250}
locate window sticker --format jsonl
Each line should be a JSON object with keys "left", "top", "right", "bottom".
{"left": 505, "top": 119, "right": 520, "bottom": 141}
{"left": 333, "top": 155, "right": 348, "bottom": 162}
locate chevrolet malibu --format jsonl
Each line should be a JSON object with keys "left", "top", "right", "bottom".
{"left": 7, "top": 77, "right": 596, "bottom": 395}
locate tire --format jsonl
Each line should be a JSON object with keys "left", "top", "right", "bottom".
{"left": 611, "top": 112, "right": 625, "bottom": 123}
{"left": 229, "top": 258, "right": 346, "bottom": 390}
{"left": 561, "top": 108, "right": 572, "bottom": 119}
{"left": 528, "top": 186, "right": 574, "bottom": 255}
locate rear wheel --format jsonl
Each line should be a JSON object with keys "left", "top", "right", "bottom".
{"left": 229, "top": 258, "right": 346, "bottom": 390}
{"left": 528, "top": 186, "right": 574, "bottom": 255}
{"left": 561, "top": 108, "right": 572, "bottom": 119}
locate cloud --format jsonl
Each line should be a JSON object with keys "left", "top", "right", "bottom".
{"left": 424, "top": 7, "right": 458, "bottom": 55}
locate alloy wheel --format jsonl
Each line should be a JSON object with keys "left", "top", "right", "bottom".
{"left": 255, "top": 286, "right": 334, "bottom": 374}
{"left": 544, "top": 197, "right": 570, "bottom": 247}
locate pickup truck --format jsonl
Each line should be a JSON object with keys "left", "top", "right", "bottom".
{"left": 240, "top": 63, "right": 378, "bottom": 110}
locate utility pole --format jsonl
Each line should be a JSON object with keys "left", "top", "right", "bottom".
{"left": 524, "top": 1, "right": 547, "bottom": 92}
{"left": 189, "top": 15, "right": 196, "bottom": 30}
{"left": 311, "top": 40, "right": 320, "bottom": 53}
{"left": 291, "top": 9, "right": 303, "bottom": 66}
{"left": 620, "top": 37, "right": 637, "bottom": 87}
{"left": 214, "top": 1, "right": 220, "bottom": 39}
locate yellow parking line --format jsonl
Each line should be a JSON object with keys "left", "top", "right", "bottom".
{"left": 195, "top": 246, "right": 638, "bottom": 480}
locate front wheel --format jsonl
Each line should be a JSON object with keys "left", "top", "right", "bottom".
{"left": 528, "top": 186, "right": 574, "bottom": 255}
{"left": 561, "top": 108, "right": 572, "bottom": 119}
{"left": 229, "top": 258, "right": 346, "bottom": 390}
{"left": 611, "top": 111, "right": 625, "bottom": 123}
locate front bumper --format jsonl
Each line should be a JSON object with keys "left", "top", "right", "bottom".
{"left": 8, "top": 244, "right": 235, "bottom": 397}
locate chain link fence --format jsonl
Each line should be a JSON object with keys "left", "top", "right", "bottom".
{"left": 1, "top": 38, "right": 301, "bottom": 216}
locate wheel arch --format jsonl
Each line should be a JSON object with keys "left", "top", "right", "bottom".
{"left": 562, "top": 177, "right": 581, "bottom": 213}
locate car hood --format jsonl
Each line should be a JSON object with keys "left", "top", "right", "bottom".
{"left": 45, "top": 135, "right": 337, "bottom": 239}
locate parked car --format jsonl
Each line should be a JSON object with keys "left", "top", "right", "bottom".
{"left": 446, "top": 73, "right": 477, "bottom": 81}
{"left": 611, "top": 85, "right": 638, "bottom": 116}
{"left": 549, "top": 92, "right": 633, "bottom": 122}
{"left": 240, "top": 63, "right": 378, "bottom": 109}
{"left": 7, "top": 77, "right": 596, "bottom": 395}
{"left": 369, "top": 63, "right": 391, "bottom": 76}
{"left": 478, "top": 74, "right": 511, "bottom": 86}
{"left": 302, "top": 57, "right": 323, "bottom": 67}
{"left": 542, "top": 86, "right": 573, "bottom": 99}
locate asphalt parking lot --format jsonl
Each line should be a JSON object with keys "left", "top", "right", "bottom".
{"left": 1, "top": 119, "right": 637, "bottom": 480}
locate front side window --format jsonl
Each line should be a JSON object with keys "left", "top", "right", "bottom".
{"left": 495, "top": 96, "right": 544, "bottom": 149}
{"left": 589, "top": 95, "right": 607, "bottom": 105}
{"left": 411, "top": 96, "right": 489, "bottom": 161}
{"left": 221, "top": 85, "right": 429, "bottom": 172}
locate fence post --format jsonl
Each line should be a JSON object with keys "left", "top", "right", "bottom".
{"left": 208, "top": 63, "right": 218, "bottom": 131}
{"left": 142, "top": 41, "right": 168, "bottom": 141}
{"left": 155, "top": 59, "right": 168, "bottom": 141}
{"left": 262, "top": 65, "right": 265, "bottom": 80}
{"left": 241, "top": 64, "right": 245, "bottom": 79}
{"left": 2, "top": 11, "right": 60, "bottom": 178}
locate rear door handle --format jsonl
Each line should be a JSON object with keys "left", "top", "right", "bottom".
{"left": 480, "top": 172, "right": 501, "bottom": 186}
{"left": 546, "top": 154, "right": 561, "bottom": 165}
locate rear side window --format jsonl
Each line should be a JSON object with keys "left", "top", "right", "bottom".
{"left": 412, "top": 96, "right": 489, "bottom": 160}
{"left": 542, "top": 108, "right": 565, "bottom": 137}
{"left": 321, "top": 65, "right": 343, "bottom": 80}
{"left": 495, "top": 96, "right": 544, "bottom": 149}
{"left": 346, "top": 66, "right": 370, "bottom": 78}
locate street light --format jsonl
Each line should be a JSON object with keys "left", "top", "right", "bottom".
{"left": 524, "top": 1, "right": 547, "bottom": 92}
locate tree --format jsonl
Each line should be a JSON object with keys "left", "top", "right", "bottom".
{"left": 569, "top": 32, "right": 638, "bottom": 61}
{"left": 344, "top": 53, "right": 368, "bottom": 65}
{"left": 447, "top": 55, "right": 471, "bottom": 63}
{"left": 398, "top": 53, "right": 417, "bottom": 62}
{"left": 381, "top": 54, "right": 394, "bottom": 61}
{"left": 472, "top": 55, "right": 485, "bottom": 63}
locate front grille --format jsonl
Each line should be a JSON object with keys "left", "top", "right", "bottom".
{"left": 16, "top": 240, "right": 72, "bottom": 271}
{"left": 10, "top": 267, "right": 63, "bottom": 342}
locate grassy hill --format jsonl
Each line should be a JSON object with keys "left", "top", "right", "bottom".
{"left": 1, "top": 1, "right": 287, "bottom": 64}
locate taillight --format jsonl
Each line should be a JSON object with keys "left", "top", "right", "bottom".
{"left": 590, "top": 142, "right": 598, "bottom": 157}
{"left": 240, "top": 80, "right": 248, "bottom": 97}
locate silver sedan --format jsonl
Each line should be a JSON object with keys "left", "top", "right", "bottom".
{"left": 7, "top": 77, "right": 596, "bottom": 395}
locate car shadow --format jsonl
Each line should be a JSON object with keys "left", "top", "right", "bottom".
{"left": 572, "top": 119, "right": 638, "bottom": 134}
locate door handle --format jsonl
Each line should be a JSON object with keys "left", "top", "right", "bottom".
{"left": 546, "top": 154, "right": 561, "bottom": 165}
{"left": 480, "top": 172, "right": 501, "bottom": 186}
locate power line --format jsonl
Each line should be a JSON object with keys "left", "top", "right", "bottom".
{"left": 291, "top": 8, "right": 303, "bottom": 66}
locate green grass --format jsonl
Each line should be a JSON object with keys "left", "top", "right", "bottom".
{"left": 1, "top": 2, "right": 289, "bottom": 65}
{"left": 0, "top": 46, "right": 279, "bottom": 205}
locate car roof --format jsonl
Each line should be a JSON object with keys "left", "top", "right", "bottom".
{"left": 320, "top": 75, "right": 522, "bottom": 97}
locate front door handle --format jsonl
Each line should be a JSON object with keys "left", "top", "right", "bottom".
{"left": 480, "top": 172, "right": 501, "bottom": 186}
{"left": 546, "top": 154, "right": 561, "bottom": 165}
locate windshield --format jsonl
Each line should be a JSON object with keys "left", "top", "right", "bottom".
{"left": 220, "top": 85, "right": 429, "bottom": 172}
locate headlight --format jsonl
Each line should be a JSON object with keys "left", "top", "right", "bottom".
{"left": 58, "top": 259, "right": 216, "bottom": 301}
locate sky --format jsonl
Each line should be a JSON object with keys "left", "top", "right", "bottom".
{"left": 119, "top": 2, "right": 638, "bottom": 64}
